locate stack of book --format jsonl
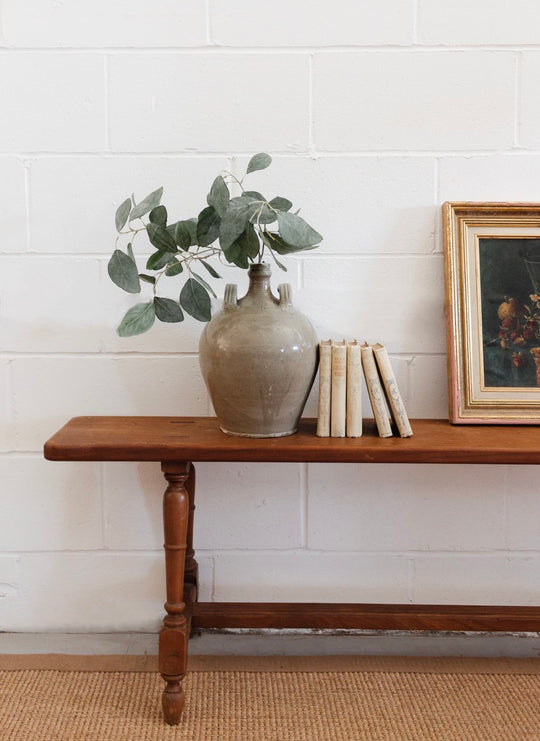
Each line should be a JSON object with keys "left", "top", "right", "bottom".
{"left": 316, "top": 340, "right": 413, "bottom": 439}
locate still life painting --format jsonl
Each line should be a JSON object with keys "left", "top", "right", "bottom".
{"left": 444, "top": 202, "right": 540, "bottom": 423}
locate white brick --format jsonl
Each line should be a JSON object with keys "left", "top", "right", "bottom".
{"left": 418, "top": 0, "right": 540, "bottom": 45}
{"left": 506, "top": 466, "right": 540, "bottom": 550}
{"left": 407, "top": 355, "right": 448, "bottom": 419}
{"left": 0, "top": 457, "right": 102, "bottom": 550}
{"left": 0, "top": 360, "right": 11, "bottom": 451}
{"left": 0, "top": 257, "right": 103, "bottom": 352}
{"left": 211, "top": 0, "right": 414, "bottom": 46}
{"left": 1, "top": 553, "right": 165, "bottom": 631}
{"left": 214, "top": 552, "right": 409, "bottom": 602}
{"left": 29, "top": 156, "right": 230, "bottom": 254}
{"left": 0, "top": 54, "right": 105, "bottom": 152}
{"left": 195, "top": 463, "right": 303, "bottom": 550}
{"left": 103, "top": 462, "right": 169, "bottom": 550}
{"left": 3, "top": 0, "right": 206, "bottom": 47}
{"left": 314, "top": 52, "right": 515, "bottom": 151}
{"left": 0, "top": 158, "right": 26, "bottom": 252}
{"left": 438, "top": 155, "right": 540, "bottom": 203}
{"left": 520, "top": 54, "right": 540, "bottom": 150}
{"left": 412, "top": 555, "right": 540, "bottom": 605}
{"left": 234, "top": 155, "right": 436, "bottom": 255}
{"left": 308, "top": 464, "right": 505, "bottom": 552}
{"left": 109, "top": 54, "right": 309, "bottom": 152}
{"left": 12, "top": 356, "right": 208, "bottom": 451}
{"left": 301, "top": 256, "right": 445, "bottom": 354}
{"left": 104, "top": 461, "right": 303, "bottom": 551}
{"left": 0, "top": 556, "right": 19, "bottom": 603}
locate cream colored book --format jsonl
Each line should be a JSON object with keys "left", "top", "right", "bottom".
{"left": 346, "top": 340, "right": 362, "bottom": 437}
{"left": 372, "top": 343, "right": 413, "bottom": 438}
{"left": 316, "top": 340, "right": 332, "bottom": 437}
{"left": 360, "top": 342, "right": 393, "bottom": 438}
{"left": 330, "top": 340, "right": 347, "bottom": 437}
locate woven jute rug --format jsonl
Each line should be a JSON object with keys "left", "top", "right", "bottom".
{"left": 1, "top": 656, "right": 540, "bottom": 741}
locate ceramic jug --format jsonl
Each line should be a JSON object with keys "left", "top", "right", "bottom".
{"left": 199, "top": 263, "right": 318, "bottom": 437}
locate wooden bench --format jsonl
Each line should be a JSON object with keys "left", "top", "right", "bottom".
{"left": 44, "top": 416, "right": 540, "bottom": 724}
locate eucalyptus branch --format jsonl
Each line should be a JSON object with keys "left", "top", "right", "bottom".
{"left": 108, "top": 153, "right": 322, "bottom": 336}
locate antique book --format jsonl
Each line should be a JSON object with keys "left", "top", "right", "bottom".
{"left": 330, "top": 340, "right": 347, "bottom": 437}
{"left": 360, "top": 342, "right": 393, "bottom": 438}
{"left": 372, "top": 343, "right": 413, "bottom": 438}
{"left": 316, "top": 340, "right": 332, "bottom": 437}
{"left": 346, "top": 340, "right": 363, "bottom": 437}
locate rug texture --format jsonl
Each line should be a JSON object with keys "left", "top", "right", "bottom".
{"left": 1, "top": 658, "right": 540, "bottom": 741}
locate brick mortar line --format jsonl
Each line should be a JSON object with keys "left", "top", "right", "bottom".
{"left": 4, "top": 151, "right": 540, "bottom": 158}
{"left": 1, "top": 548, "right": 539, "bottom": 557}
{"left": 1, "top": 150, "right": 537, "bottom": 158}
{"left": 0, "top": 45, "right": 539, "bottom": 53}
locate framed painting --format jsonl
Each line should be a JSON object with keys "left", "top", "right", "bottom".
{"left": 444, "top": 202, "right": 540, "bottom": 424}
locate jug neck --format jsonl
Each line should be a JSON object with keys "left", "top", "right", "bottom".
{"left": 246, "top": 262, "right": 272, "bottom": 297}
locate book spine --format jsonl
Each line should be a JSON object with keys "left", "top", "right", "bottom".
{"left": 330, "top": 340, "right": 347, "bottom": 437}
{"left": 360, "top": 343, "right": 393, "bottom": 438}
{"left": 372, "top": 344, "right": 413, "bottom": 438}
{"left": 346, "top": 340, "right": 362, "bottom": 437}
{"left": 316, "top": 340, "right": 332, "bottom": 437}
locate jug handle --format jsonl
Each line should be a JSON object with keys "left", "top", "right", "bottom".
{"left": 224, "top": 284, "right": 238, "bottom": 309}
{"left": 278, "top": 283, "right": 292, "bottom": 308}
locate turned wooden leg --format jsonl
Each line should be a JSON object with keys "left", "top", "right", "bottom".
{"left": 184, "top": 463, "right": 199, "bottom": 592}
{"left": 159, "top": 461, "right": 191, "bottom": 725}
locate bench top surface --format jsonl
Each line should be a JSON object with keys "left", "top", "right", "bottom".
{"left": 43, "top": 416, "right": 540, "bottom": 464}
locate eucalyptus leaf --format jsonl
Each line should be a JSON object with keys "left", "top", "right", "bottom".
{"left": 243, "top": 190, "right": 266, "bottom": 201}
{"left": 117, "top": 302, "right": 156, "bottom": 337}
{"left": 277, "top": 211, "right": 322, "bottom": 247}
{"left": 180, "top": 278, "right": 212, "bottom": 322}
{"left": 200, "top": 259, "right": 221, "bottom": 279}
{"left": 154, "top": 297, "right": 184, "bottom": 323}
{"left": 147, "top": 222, "right": 178, "bottom": 252}
{"left": 197, "top": 206, "right": 221, "bottom": 248}
{"left": 268, "top": 248, "right": 288, "bottom": 271}
{"left": 269, "top": 196, "right": 292, "bottom": 212}
{"left": 207, "top": 175, "right": 230, "bottom": 217}
{"left": 146, "top": 250, "right": 177, "bottom": 271}
{"left": 127, "top": 243, "right": 135, "bottom": 263}
{"left": 108, "top": 249, "right": 141, "bottom": 294}
{"left": 115, "top": 198, "right": 132, "bottom": 232}
{"left": 149, "top": 205, "right": 167, "bottom": 227}
{"left": 249, "top": 202, "right": 276, "bottom": 225}
{"left": 246, "top": 153, "right": 272, "bottom": 174}
{"left": 191, "top": 271, "right": 217, "bottom": 298}
{"left": 262, "top": 230, "right": 317, "bottom": 255}
{"left": 219, "top": 198, "right": 254, "bottom": 250}
{"left": 165, "top": 259, "right": 184, "bottom": 277}
{"left": 222, "top": 240, "right": 249, "bottom": 269}
{"left": 130, "top": 187, "right": 164, "bottom": 221}
{"left": 236, "top": 223, "right": 260, "bottom": 259}
{"left": 139, "top": 273, "right": 156, "bottom": 284}
{"left": 173, "top": 220, "right": 194, "bottom": 250}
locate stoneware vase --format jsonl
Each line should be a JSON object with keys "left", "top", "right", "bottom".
{"left": 199, "top": 263, "right": 318, "bottom": 437}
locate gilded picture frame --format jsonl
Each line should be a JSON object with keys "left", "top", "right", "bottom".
{"left": 443, "top": 202, "right": 540, "bottom": 424}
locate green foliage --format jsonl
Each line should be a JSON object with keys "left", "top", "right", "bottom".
{"left": 180, "top": 278, "right": 212, "bottom": 322}
{"left": 108, "top": 154, "right": 322, "bottom": 336}
{"left": 154, "top": 297, "right": 184, "bottom": 323}
{"left": 117, "top": 302, "right": 155, "bottom": 337}
{"left": 108, "top": 249, "right": 141, "bottom": 293}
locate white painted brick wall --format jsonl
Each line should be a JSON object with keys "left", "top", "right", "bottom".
{"left": 2, "top": 0, "right": 540, "bottom": 634}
